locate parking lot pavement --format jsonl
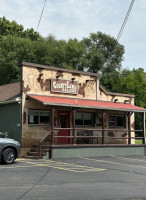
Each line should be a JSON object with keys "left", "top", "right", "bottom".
{"left": 18, "top": 159, "right": 106, "bottom": 173}
{"left": 1, "top": 156, "right": 146, "bottom": 200}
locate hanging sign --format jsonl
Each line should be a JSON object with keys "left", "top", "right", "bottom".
{"left": 51, "top": 78, "right": 78, "bottom": 94}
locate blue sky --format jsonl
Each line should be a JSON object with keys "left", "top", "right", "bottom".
{"left": 0, "top": 0, "right": 146, "bottom": 71}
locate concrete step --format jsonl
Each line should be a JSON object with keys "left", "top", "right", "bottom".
{"left": 27, "top": 151, "right": 47, "bottom": 156}
{"left": 26, "top": 142, "right": 51, "bottom": 159}
{"left": 24, "top": 155, "right": 40, "bottom": 159}
{"left": 27, "top": 152, "right": 39, "bottom": 156}
{"left": 32, "top": 144, "right": 51, "bottom": 149}
{"left": 41, "top": 142, "right": 51, "bottom": 145}
{"left": 31, "top": 148, "right": 49, "bottom": 152}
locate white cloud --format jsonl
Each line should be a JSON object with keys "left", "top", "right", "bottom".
{"left": 0, "top": 0, "right": 145, "bottom": 71}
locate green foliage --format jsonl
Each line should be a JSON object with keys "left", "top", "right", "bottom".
{"left": 61, "top": 39, "right": 87, "bottom": 70}
{"left": 82, "top": 32, "right": 125, "bottom": 75}
{"left": 0, "top": 18, "right": 125, "bottom": 85}
{"left": 118, "top": 68, "right": 146, "bottom": 132}
{"left": 0, "top": 16, "right": 41, "bottom": 41}
{"left": 108, "top": 68, "right": 146, "bottom": 108}
{"left": 0, "top": 32, "right": 87, "bottom": 84}
{"left": 0, "top": 35, "right": 35, "bottom": 84}
{"left": 103, "top": 68, "right": 146, "bottom": 133}
{"left": 135, "top": 139, "right": 143, "bottom": 144}
{"left": 0, "top": 17, "right": 145, "bottom": 133}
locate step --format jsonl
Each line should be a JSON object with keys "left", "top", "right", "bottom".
{"left": 31, "top": 148, "right": 50, "bottom": 152}
{"left": 37, "top": 141, "right": 51, "bottom": 145}
{"left": 32, "top": 144, "right": 51, "bottom": 149}
{"left": 24, "top": 155, "right": 40, "bottom": 159}
{"left": 27, "top": 152, "right": 47, "bottom": 156}
{"left": 41, "top": 142, "right": 51, "bottom": 145}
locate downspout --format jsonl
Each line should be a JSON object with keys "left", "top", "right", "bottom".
{"left": 144, "top": 112, "right": 146, "bottom": 144}
{"left": 96, "top": 77, "right": 98, "bottom": 100}
{"left": 19, "top": 63, "right": 23, "bottom": 146}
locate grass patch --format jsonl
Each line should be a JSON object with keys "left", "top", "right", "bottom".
{"left": 135, "top": 139, "right": 143, "bottom": 144}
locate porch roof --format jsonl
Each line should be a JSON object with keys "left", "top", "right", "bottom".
{"left": 27, "top": 94, "right": 146, "bottom": 113}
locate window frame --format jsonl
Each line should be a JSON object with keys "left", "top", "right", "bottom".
{"left": 28, "top": 109, "right": 51, "bottom": 126}
{"left": 109, "top": 114, "right": 126, "bottom": 128}
{"left": 75, "top": 112, "right": 93, "bottom": 127}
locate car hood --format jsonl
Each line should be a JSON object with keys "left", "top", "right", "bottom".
{"left": 0, "top": 138, "right": 20, "bottom": 145}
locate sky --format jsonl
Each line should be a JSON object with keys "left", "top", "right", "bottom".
{"left": 0, "top": 0, "right": 146, "bottom": 72}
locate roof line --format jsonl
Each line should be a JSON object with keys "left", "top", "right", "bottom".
{"left": 27, "top": 94, "right": 133, "bottom": 104}
{"left": 0, "top": 81, "right": 20, "bottom": 87}
{"left": 0, "top": 98, "right": 20, "bottom": 105}
{"left": 27, "top": 94, "right": 146, "bottom": 113}
{"left": 100, "top": 85, "right": 135, "bottom": 98}
{"left": 21, "top": 62, "right": 99, "bottom": 77}
{"left": 43, "top": 102, "right": 145, "bottom": 113}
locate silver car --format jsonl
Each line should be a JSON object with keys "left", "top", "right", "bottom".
{"left": 0, "top": 137, "right": 21, "bottom": 164}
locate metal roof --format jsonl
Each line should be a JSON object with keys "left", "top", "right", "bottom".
{"left": 27, "top": 94, "right": 146, "bottom": 113}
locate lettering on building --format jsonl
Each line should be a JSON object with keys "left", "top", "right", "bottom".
{"left": 51, "top": 78, "right": 78, "bottom": 94}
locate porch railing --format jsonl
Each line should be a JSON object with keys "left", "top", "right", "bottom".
{"left": 39, "top": 130, "right": 52, "bottom": 159}
{"left": 39, "top": 128, "right": 144, "bottom": 159}
{"left": 53, "top": 127, "right": 144, "bottom": 144}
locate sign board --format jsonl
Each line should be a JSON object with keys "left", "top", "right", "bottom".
{"left": 51, "top": 78, "right": 78, "bottom": 94}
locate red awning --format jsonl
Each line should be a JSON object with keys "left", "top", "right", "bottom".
{"left": 27, "top": 94, "right": 146, "bottom": 112}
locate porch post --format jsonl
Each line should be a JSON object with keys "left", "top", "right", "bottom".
{"left": 144, "top": 112, "right": 146, "bottom": 144}
{"left": 127, "top": 112, "right": 132, "bottom": 144}
{"left": 142, "top": 112, "right": 146, "bottom": 144}
{"left": 72, "top": 108, "right": 76, "bottom": 144}
{"left": 101, "top": 110, "right": 106, "bottom": 144}
{"left": 50, "top": 107, "right": 55, "bottom": 159}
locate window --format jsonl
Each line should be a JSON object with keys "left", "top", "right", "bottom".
{"left": 75, "top": 112, "right": 93, "bottom": 126}
{"left": 109, "top": 115, "right": 125, "bottom": 128}
{"left": 28, "top": 110, "right": 50, "bottom": 125}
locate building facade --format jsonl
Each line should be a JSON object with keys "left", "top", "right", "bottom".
{"left": 0, "top": 62, "right": 146, "bottom": 158}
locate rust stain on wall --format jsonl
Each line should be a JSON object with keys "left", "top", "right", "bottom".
{"left": 56, "top": 71, "right": 63, "bottom": 78}
{"left": 129, "top": 97, "right": 132, "bottom": 104}
{"left": 111, "top": 96, "right": 116, "bottom": 101}
{"left": 78, "top": 83, "right": 86, "bottom": 97}
{"left": 22, "top": 81, "right": 30, "bottom": 93}
{"left": 45, "top": 79, "right": 51, "bottom": 91}
{"left": 37, "top": 69, "right": 51, "bottom": 91}
{"left": 37, "top": 67, "right": 43, "bottom": 73}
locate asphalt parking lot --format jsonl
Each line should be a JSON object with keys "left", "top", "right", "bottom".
{"left": 1, "top": 156, "right": 146, "bottom": 200}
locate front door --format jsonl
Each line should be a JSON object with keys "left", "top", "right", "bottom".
{"left": 58, "top": 111, "right": 70, "bottom": 144}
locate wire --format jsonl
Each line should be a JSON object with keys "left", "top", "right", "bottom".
{"left": 117, "top": 0, "right": 135, "bottom": 41}
{"left": 36, "top": 0, "right": 47, "bottom": 32}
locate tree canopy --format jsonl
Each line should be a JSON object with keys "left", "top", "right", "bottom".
{"left": 82, "top": 32, "right": 124, "bottom": 74}
{"left": 0, "top": 17, "right": 40, "bottom": 41}
{"left": 0, "top": 17, "right": 145, "bottom": 117}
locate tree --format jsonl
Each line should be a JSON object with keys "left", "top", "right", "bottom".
{"left": 0, "top": 18, "right": 126, "bottom": 85}
{"left": 0, "top": 17, "right": 40, "bottom": 41}
{"left": 59, "top": 38, "right": 87, "bottom": 70}
{"left": 0, "top": 35, "right": 35, "bottom": 84}
{"left": 0, "top": 35, "right": 87, "bottom": 84}
{"left": 82, "top": 31, "right": 125, "bottom": 74}
{"left": 105, "top": 68, "right": 146, "bottom": 133}
{"left": 116, "top": 68, "right": 146, "bottom": 108}
{"left": 0, "top": 17, "right": 145, "bottom": 119}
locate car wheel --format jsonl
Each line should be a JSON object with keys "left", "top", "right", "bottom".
{"left": 2, "top": 148, "right": 15, "bottom": 164}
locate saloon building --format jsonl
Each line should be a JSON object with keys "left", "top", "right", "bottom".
{"left": 0, "top": 62, "right": 146, "bottom": 159}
